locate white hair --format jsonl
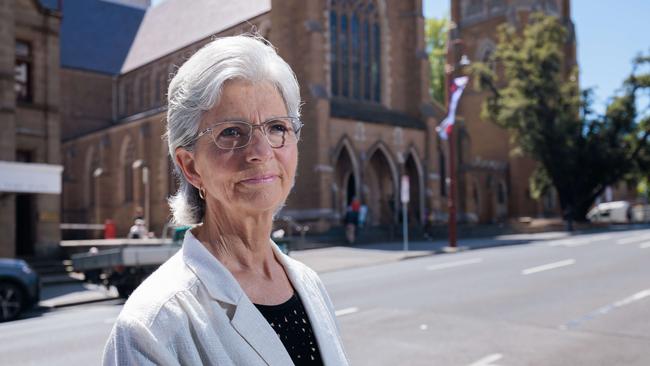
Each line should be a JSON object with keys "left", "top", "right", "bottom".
{"left": 165, "top": 35, "right": 302, "bottom": 225}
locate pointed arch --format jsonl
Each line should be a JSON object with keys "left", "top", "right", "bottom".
{"left": 404, "top": 146, "right": 426, "bottom": 225}
{"left": 119, "top": 135, "right": 136, "bottom": 203}
{"left": 364, "top": 141, "right": 399, "bottom": 225}
{"left": 332, "top": 136, "right": 361, "bottom": 217}
{"left": 328, "top": 0, "right": 389, "bottom": 104}
{"left": 84, "top": 145, "right": 99, "bottom": 209}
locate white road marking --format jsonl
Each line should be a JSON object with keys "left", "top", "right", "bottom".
{"left": 639, "top": 242, "right": 650, "bottom": 249}
{"left": 419, "top": 324, "right": 428, "bottom": 331}
{"left": 561, "top": 289, "right": 650, "bottom": 330}
{"left": 616, "top": 234, "right": 650, "bottom": 245}
{"left": 335, "top": 307, "right": 359, "bottom": 317}
{"left": 522, "top": 259, "right": 576, "bottom": 275}
{"left": 468, "top": 353, "right": 503, "bottom": 366}
{"left": 612, "top": 289, "right": 650, "bottom": 307}
{"left": 549, "top": 235, "right": 611, "bottom": 247}
{"left": 426, "top": 258, "right": 483, "bottom": 271}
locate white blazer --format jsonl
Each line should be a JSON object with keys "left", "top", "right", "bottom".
{"left": 103, "top": 231, "right": 349, "bottom": 365}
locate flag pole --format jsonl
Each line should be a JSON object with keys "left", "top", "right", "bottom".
{"left": 448, "top": 120, "right": 458, "bottom": 249}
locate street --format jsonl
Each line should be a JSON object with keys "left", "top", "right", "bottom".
{"left": 1, "top": 228, "right": 649, "bottom": 365}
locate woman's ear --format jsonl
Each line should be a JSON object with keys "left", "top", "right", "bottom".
{"left": 175, "top": 147, "right": 202, "bottom": 189}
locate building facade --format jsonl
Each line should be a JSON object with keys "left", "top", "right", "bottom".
{"left": 0, "top": 0, "right": 62, "bottom": 258}
{"left": 59, "top": 0, "right": 582, "bottom": 245}
{"left": 60, "top": 0, "right": 442, "bottom": 239}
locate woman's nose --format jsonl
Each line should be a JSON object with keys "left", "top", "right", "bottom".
{"left": 245, "top": 127, "right": 273, "bottom": 162}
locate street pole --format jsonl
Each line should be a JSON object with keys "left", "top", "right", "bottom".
{"left": 448, "top": 129, "right": 457, "bottom": 248}
{"left": 402, "top": 202, "right": 408, "bottom": 252}
{"left": 93, "top": 167, "right": 103, "bottom": 237}
{"left": 143, "top": 166, "right": 150, "bottom": 233}
{"left": 401, "top": 175, "right": 410, "bottom": 253}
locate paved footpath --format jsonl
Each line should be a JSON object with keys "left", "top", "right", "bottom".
{"left": 39, "top": 230, "right": 588, "bottom": 308}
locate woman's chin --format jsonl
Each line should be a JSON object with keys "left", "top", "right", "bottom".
{"left": 237, "top": 195, "right": 286, "bottom": 215}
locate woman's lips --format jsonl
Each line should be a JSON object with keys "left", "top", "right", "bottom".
{"left": 240, "top": 175, "right": 279, "bottom": 184}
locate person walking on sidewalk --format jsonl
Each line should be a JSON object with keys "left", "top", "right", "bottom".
{"left": 103, "top": 35, "right": 348, "bottom": 366}
{"left": 344, "top": 197, "right": 360, "bottom": 244}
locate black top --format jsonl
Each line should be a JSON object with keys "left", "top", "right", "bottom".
{"left": 254, "top": 293, "right": 325, "bottom": 366}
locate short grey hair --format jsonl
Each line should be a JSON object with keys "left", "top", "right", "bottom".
{"left": 165, "top": 34, "right": 302, "bottom": 225}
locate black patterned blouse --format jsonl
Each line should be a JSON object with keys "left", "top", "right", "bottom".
{"left": 254, "top": 292, "right": 325, "bottom": 365}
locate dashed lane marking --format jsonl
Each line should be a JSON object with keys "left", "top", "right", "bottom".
{"left": 521, "top": 259, "right": 575, "bottom": 275}
{"left": 335, "top": 307, "right": 359, "bottom": 317}
{"left": 426, "top": 258, "right": 483, "bottom": 271}
{"left": 640, "top": 242, "right": 650, "bottom": 249}
{"left": 616, "top": 234, "right": 650, "bottom": 245}
{"left": 561, "top": 289, "right": 650, "bottom": 330}
{"left": 548, "top": 235, "right": 611, "bottom": 247}
{"left": 468, "top": 353, "right": 504, "bottom": 366}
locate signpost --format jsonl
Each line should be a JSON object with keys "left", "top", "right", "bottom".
{"left": 401, "top": 175, "right": 410, "bottom": 253}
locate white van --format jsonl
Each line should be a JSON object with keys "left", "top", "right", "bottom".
{"left": 586, "top": 201, "right": 631, "bottom": 223}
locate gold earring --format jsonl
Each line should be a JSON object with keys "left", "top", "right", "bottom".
{"left": 198, "top": 187, "right": 206, "bottom": 200}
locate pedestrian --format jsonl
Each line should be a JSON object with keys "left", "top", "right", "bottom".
{"left": 126, "top": 219, "right": 148, "bottom": 239}
{"left": 103, "top": 35, "right": 348, "bottom": 365}
{"left": 344, "top": 197, "right": 360, "bottom": 244}
{"left": 358, "top": 203, "right": 368, "bottom": 229}
{"left": 344, "top": 206, "right": 357, "bottom": 244}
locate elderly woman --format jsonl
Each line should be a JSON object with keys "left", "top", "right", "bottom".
{"left": 103, "top": 35, "right": 348, "bottom": 366}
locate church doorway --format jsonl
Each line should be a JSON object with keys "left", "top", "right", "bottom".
{"left": 404, "top": 153, "right": 422, "bottom": 226}
{"left": 333, "top": 143, "right": 358, "bottom": 219}
{"left": 364, "top": 147, "right": 397, "bottom": 226}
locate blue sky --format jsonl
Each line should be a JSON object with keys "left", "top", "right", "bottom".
{"left": 424, "top": 0, "right": 650, "bottom": 114}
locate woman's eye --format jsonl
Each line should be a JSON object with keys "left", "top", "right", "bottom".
{"left": 268, "top": 122, "right": 289, "bottom": 133}
{"left": 220, "top": 127, "right": 242, "bottom": 138}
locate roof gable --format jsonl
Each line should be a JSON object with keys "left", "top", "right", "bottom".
{"left": 120, "top": 0, "right": 271, "bottom": 73}
{"left": 58, "top": 0, "right": 145, "bottom": 74}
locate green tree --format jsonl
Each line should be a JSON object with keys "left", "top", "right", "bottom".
{"left": 425, "top": 17, "right": 447, "bottom": 104}
{"left": 473, "top": 13, "right": 650, "bottom": 229}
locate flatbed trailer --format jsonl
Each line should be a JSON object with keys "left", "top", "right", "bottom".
{"left": 61, "top": 226, "right": 189, "bottom": 298}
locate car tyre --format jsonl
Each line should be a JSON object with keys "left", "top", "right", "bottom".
{"left": 0, "top": 281, "right": 25, "bottom": 322}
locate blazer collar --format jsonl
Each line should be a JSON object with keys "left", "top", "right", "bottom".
{"left": 272, "top": 245, "right": 349, "bottom": 365}
{"left": 182, "top": 231, "right": 294, "bottom": 365}
{"left": 182, "top": 231, "right": 346, "bottom": 365}
{"left": 181, "top": 230, "right": 243, "bottom": 305}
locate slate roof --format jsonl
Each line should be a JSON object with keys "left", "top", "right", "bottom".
{"left": 42, "top": 0, "right": 145, "bottom": 75}
{"left": 121, "top": 0, "right": 271, "bottom": 73}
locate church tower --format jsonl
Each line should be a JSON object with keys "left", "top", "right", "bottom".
{"left": 448, "top": 0, "right": 576, "bottom": 223}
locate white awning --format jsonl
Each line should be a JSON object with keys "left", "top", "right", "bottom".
{"left": 0, "top": 161, "right": 64, "bottom": 194}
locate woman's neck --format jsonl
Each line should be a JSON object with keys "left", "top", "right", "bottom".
{"left": 196, "top": 203, "right": 277, "bottom": 274}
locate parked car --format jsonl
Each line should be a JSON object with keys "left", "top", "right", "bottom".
{"left": 587, "top": 201, "right": 632, "bottom": 223}
{"left": 0, "top": 258, "right": 40, "bottom": 322}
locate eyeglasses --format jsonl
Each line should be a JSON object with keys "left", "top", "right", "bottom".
{"left": 196, "top": 117, "right": 303, "bottom": 150}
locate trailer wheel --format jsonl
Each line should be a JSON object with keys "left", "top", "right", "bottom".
{"left": 116, "top": 284, "right": 135, "bottom": 299}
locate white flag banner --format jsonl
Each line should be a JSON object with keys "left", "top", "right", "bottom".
{"left": 436, "top": 76, "right": 469, "bottom": 140}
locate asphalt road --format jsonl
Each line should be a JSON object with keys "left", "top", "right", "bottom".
{"left": 327, "top": 229, "right": 650, "bottom": 365}
{"left": 1, "top": 229, "right": 648, "bottom": 365}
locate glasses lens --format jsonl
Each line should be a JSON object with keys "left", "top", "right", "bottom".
{"left": 264, "top": 117, "right": 299, "bottom": 148}
{"left": 211, "top": 122, "right": 251, "bottom": 149}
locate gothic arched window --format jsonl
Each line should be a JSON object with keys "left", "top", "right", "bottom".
{"left": 330, "top": 0, "right": 381, "bottom": 103}
{"left": 121, "top": 137, "right": 136, "bottom": 203}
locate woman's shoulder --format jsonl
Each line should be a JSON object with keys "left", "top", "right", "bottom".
{"left": 117, "top": 251, "right": 201, "bottom": 328}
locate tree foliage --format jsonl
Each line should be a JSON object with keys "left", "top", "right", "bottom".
{"left": 425, "top": 17, "right": 447, "bottom": 104}
{"left": 473, "top": 13, "right": 650, "bottom": 225}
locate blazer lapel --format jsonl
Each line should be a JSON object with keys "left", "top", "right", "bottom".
{"left": 273, "top": 245, "right": 348, "bottom": 366}
{"left": 183, "top": 232, "right": 294, "bottom": 365}
{"left": 230, "top": 298, "right": 295, "bottom": 366}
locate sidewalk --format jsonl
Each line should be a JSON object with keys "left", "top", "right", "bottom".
{"left": 40, "top": 225, "right": 648, "bottom": 307}
{"left": 291, "top": 230, "right": 571, "bottom": 273}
